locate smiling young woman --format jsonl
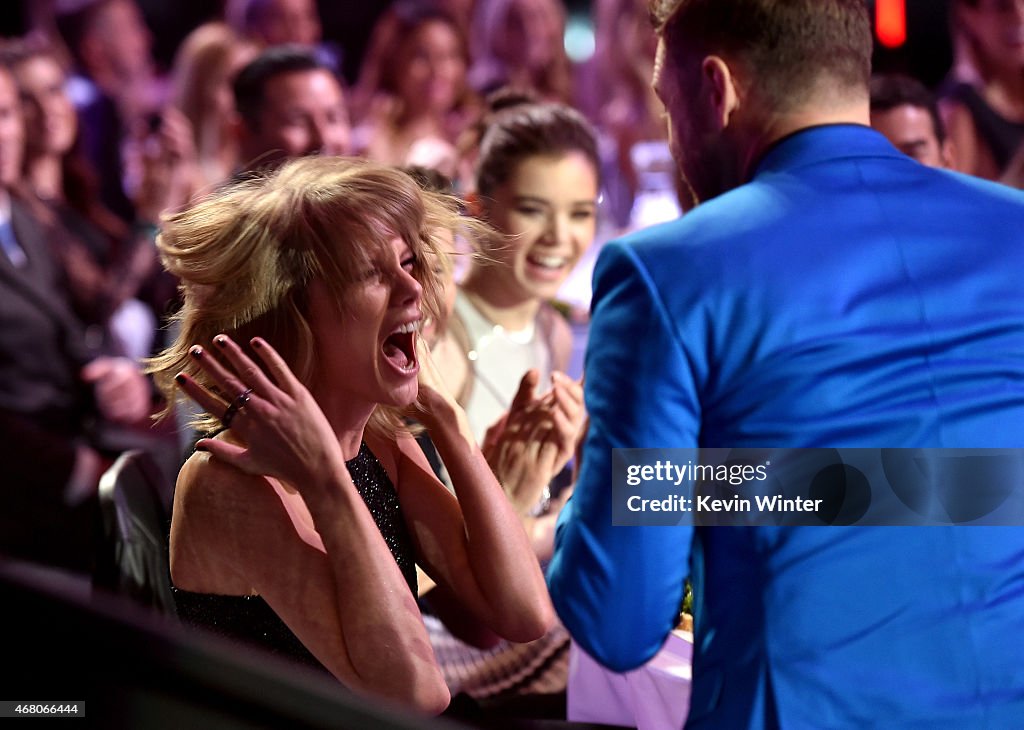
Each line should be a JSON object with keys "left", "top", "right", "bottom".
{"left": 423, "top": 99, "right": 597, "bottom": 711}
{"left": 444, "top": 100, "right": 600, "bottom": 443}
{"left": 147, "top": 156, "right": 553, "bottom": 714}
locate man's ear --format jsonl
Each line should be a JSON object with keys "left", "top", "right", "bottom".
{"left": 701, "top": 55, "right": 741, "bottom": 131}
{"left": 940, "top": 138, "right": 956, "bottom": 170}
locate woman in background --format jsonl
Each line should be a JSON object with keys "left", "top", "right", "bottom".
{"left": 1, "top": 35, "right": 189, "bottom": 356}
{"left": 467, "top": 0, "right": 574, "bottom": 104}
{"left": 170, "top": 21, "right": 258, "bottom": 193}
{"left": 940, "top": 0, "right": 1024, "bottom": 182}
{"left": 426, "top": 100, "right": 596, "bottom": 714}
{"left": 151, "top": 156, "right": 552, "bottom": 714}
{"left": 585, "top": 0, "right": 683, "bottom": 230}
{"left": 441, "top": 101, "right": 597, "bottom": 446}
{"left": 351, "top": 2, "right": 477, "bottom": 175}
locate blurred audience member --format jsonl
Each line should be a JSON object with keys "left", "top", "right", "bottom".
{"left": 468, "top": 0, "right": 574, "bottom": 104}
{"left": 871, "top": 73, "right": 955, "bottom": 168}
{"left": 223, "top": 0, "right": 340, "bottom": 73}
{"left": 940, "top": 0, "right": 1024, "bottom": 182}
{"left": 351, "top": 2, "right": 477, "bottom": 174}
{"left": 171, "top": 22, "right": 259, "bottom": 194}
{"left": 352, "top": 0, "right": 474, "bottom": 116}
{"left": 232, "top": 44, "right": 351, "bottom": 174}
{"left": 587, "top": 0, "right": 682, "bottom": 231}
{"left": 1, "top": 37, "right": 188, "bottom": 359}
{"left": 54, "top": 0, "right": 166, "bottom": 223}
{"left": 0, "top": 63, "right": 159, "bottom": 576}
{"left": 225, "top": 0, "right": 321, "bottom": 48}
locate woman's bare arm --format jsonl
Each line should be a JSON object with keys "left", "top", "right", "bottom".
{"left": 394, "top": 342, "right": 555, "bottom": 643}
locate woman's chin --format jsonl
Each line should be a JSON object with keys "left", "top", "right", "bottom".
{"left": 522, "top": 278, "right": 567, "bottom": 303}
{"left": 382, "top": 379, "right": 420, "bottom": 411}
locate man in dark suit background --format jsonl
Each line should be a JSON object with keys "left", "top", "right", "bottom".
{"left": 0, "top": 64, "right": 154, "bottom": 575}
{"left": 548, "top": 0, "right": 1024, "bottom": 727}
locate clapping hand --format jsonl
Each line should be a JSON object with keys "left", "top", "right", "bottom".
{"left": 481, "top": 370, "right": 585, "bottom": 515}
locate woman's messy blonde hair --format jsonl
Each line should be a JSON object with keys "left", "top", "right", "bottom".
{"left": 149, "top": 155, "right": 465, "bottom": 438}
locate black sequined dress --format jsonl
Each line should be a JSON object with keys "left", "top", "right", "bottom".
{"left": 173, "top": 441, "right": 418, "bottom": 673}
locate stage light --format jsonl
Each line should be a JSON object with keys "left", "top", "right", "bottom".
{"left": 876, "top": 0, "right": 907, "bottom": 48}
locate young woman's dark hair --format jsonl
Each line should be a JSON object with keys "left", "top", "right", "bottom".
{"left": 475, "top": 101, "right": 601, "bottom": 199}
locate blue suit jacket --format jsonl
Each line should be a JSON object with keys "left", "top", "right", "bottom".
{"left": 548, "top": 125, "right": 1024, "bottom": 728}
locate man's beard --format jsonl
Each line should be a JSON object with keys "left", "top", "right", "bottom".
{"left": 675, "top": 175, "right": 700, "bottom": 213}
{"left": 679, "top": 137, "right": 744, "bottom": 208}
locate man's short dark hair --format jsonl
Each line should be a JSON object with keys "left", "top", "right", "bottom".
{"left": 651, "top": 0, "right": 872, "bottom": 112}
{"left": 232, "top": 44, "right": 335, "bottom": 128}
{"left": 870, "top": 73, "right": 946, "bottom": 144}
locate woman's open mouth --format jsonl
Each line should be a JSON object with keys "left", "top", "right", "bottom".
{"left": 382, "top": 321, "right": 419, "bottom": 374}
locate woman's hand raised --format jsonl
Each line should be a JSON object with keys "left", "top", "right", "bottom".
{"left": 175, "top": 335, "right": 346, "bottom": 489}
{"left": 406, "top": 334, "right": 461, "bottom": 429}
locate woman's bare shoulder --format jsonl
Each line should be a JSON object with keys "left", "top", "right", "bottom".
{"left": 175, "top": 447, "right": 264, "bottom": 514}
{"left": 171, "top": 447, "right": 282, "bottom": 593}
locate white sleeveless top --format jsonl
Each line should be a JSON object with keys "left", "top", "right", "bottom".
{"left": 453, "top": 290, "right": 554, "bottom": 443}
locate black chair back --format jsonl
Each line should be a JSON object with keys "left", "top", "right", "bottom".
{"left": 94, "top": 449, "right": 177, "bottom": 615}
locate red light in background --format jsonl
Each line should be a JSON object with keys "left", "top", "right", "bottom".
{"left": 876, "top": 0, "right": 907, "bottom": 48}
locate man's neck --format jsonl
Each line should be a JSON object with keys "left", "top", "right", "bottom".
{"left": 740, "top": 99, "right": 871, "bottom": 182}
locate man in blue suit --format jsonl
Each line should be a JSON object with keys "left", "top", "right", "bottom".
{"left": 547, "top": 0, "right": 1024, "bottom": 727}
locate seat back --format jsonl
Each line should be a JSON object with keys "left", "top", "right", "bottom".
{"left": 93, "top": 449, "right": 177, "bottom": 616}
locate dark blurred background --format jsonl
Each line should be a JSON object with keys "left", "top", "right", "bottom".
{"left": 0, "top": 0, "right": 957, "bottom": 90}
